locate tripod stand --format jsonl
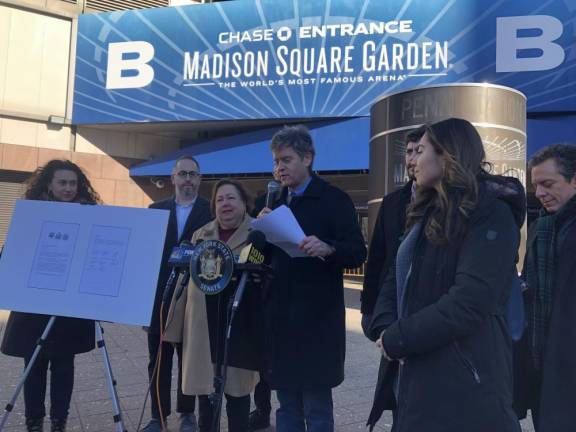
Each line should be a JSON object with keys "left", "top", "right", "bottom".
{"left": 0, "top": 318, "right": 127, "bottom": 432}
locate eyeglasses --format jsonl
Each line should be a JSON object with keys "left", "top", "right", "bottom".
{"left": 176, "top": 170, "right": 200, "bottom": 179}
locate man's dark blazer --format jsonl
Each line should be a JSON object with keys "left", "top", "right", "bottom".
{"left": 148, "top": 196, "right": 212, "bottom": 334}
{"left": 361, "top": 180, "right": 413, "bottom": 316}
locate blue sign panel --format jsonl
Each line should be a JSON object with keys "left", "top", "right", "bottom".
{"left": 73, "top": 0, "right": 576, "bottom": 124}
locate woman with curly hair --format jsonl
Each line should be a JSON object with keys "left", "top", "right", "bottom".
{"left": 367, "top": 118, "right": 525, "bottom": 432}
{"left": 1, "top": 159, "right": 101, "bottom": 432}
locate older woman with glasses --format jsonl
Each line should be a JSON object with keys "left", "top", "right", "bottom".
{"left": 164, "top": 179, "right": 264, "bottom": 432}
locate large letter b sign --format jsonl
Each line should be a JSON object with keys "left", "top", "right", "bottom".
{"left": 106, "top": 41, "right": 155, "bottom": 89}
{"left": 496, "top": 15, "right": 565, "bottom": 72}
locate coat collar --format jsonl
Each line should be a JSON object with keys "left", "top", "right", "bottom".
{"left": 277, "top": 174, "right": 325, "bottom": 205}
{"left": 198, "top": 214, "right": 253, "bottom": 252}
{"left": 401, "top": 180, "right": 414, "bottom": 198}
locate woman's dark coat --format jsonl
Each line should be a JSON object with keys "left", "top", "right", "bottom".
{"left": 263, "top": 175, "right": 366, "bottom": 390}
{"left": 1, "top": 197, "right": 99, "bottom": 358}
{"left": 205, "top": 263, "right": 265, "bottom": 372}
{"left": 368, "top": 178, "right": 525, "bottom": 432}
{"left": 2, "top": 313, "right": 94, "bottom": 358}
{"left": 514, "top": 201, "right": 576, "bottom": 432}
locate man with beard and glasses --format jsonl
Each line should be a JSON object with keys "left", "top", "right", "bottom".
{"left": 360, "top": 126, "right": 425, "bottom": 337}
{"left": 143, "top": 156, "right": 212, "bottom": 432}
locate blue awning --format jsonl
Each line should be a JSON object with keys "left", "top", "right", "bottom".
{"left": 527, "top": 115, "right": 576, "bottom": 156}
{"left": 130, "top": 118, "right": 369, "bottom": 176}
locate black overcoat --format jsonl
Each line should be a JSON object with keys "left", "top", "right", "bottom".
{"left": 263, "top": 175, "right": 366, "bottom": 390}
{"left": 1, "top": 313, "right": 95, "bottom": 358}
{"left": 148, "top": 196, "right": 212, "bottom": 334}
{"left": 361, "top": 181, "right": 413, "bottom": 316}
{"left": 368, "top": 177, "right": 525, "bottom": 432}
{"left": 514, "top": 201, "right": 576, "bottom": 432}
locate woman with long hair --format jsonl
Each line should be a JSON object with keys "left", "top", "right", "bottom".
{"left": 163, "top": 179, "right": 264, "bottom": 432}
{"left": 367, "top": 118, "right": 525, "bottom": 432}
{"left": 1, "top": 159, "right": 101, "bottom": 432}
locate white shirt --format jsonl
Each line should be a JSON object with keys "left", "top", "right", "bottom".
{"left": 175, "top": 198, "right": 196, "bottom": 240}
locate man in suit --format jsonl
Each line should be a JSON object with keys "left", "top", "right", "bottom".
{"left": 515, "top": 144, "right": 576, "bottom": 432}
{"left": 359, "top": 126, "right": 429, "bottom": 427}
{"left": 360, "top": 126, "right": 425, "bottom": 336}
{"left": 143, "top": 156, "right": 213, "bottom": 432}
{"left": 258, "top": 125, "right": 366, "bottom": 432}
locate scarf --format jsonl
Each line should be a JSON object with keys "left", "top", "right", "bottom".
{"left": 526, "top": 195, "right": 576, "bottom": 370}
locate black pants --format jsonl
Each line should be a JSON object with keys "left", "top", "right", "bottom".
{"left": 23, "top": 353, "right": 74, "bottom": 420}
{"left": 253, "top": 378, "right": 272, "bottom": 414}
{"left": 147, "top": 332, "right": 205, "bottom": 419}
{"left": 226, "top": 394, "right": 251, "bottom": 432}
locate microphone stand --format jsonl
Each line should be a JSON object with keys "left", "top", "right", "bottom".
{"left": 209, "top": 265, "right": 271, "bottom": 432}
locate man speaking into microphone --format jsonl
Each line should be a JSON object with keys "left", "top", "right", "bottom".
{"left": 258, "top": 125, "right": 366, "bottom": 432}
{"left": 144, "top": 155, "right": 212, "bottom": 432}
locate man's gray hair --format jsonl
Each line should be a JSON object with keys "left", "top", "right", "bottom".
{"left": 529, "top": 143, "right": 576, "bottom": 181}
{"left": 173, "top": 155, "right": 200, "bottom": 172}
{"left": 270, "top": 125, "right": 316, "bottom": 170}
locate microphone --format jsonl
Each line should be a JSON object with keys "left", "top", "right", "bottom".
{"left": 232, "top": 231, "right": 267, "bottom": 309}
{"left": 173, "top": 239, "right": 203, "bottom": 301}
{"left": 265, "top": 181, "right": 281, "bottom": 209}
{"left": 238, "top": 231, "right": 266, "bottom": 265}
{"left": 168, "top": 240, "right": 197, "bottom": 268}
{"left": 162, "top": 240, "right": 202, "bottom": 305}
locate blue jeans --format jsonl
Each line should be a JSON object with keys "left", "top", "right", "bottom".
{"left": 276, "top": 388, "right": 334, "bottom": 432}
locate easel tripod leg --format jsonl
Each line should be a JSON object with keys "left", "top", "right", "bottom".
{"left": 0, "top": 316, "right": 57, "bottom": 431}
{"left": 95, "top": 322, "right": 127, "bottom": 432}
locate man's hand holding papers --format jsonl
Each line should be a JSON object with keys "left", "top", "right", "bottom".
{"left": 251, "top": 205, "right": 333, "bottom": 259}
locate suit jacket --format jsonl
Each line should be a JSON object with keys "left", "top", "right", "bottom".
{"left": 148, "top": 196, "right": 212, "bottom": 333}
{"left": 514, "top": 201, "right": 576, "bottom": 432}
{"left": 361, "top": 181, "right": 413, "bottom": 316}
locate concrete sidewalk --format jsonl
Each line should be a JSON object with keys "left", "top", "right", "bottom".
{"left": 0, "top": 282, "right": 534, "bottom": 431}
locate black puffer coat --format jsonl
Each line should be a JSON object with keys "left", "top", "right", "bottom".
{"left": 368, "top": 177, "right": 525, "bottom": 432}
